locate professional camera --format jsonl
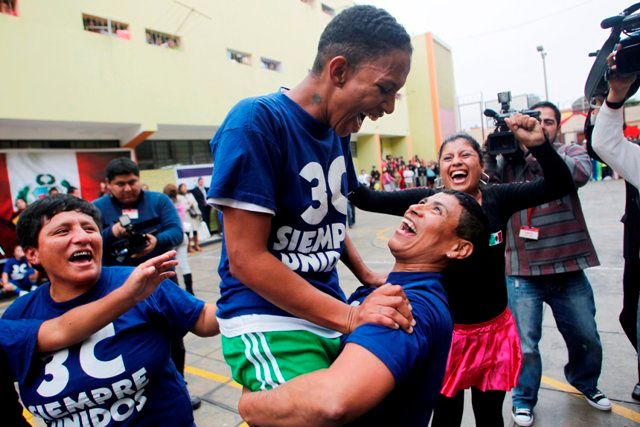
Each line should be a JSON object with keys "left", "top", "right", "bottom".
{"left": 483, "top": 91, "right": 541, "bottom": 155}
{"left": 111, "top": 214, "right": 149, "bottom": 263}
{"left": 585, "top": 2, "right": 640, "bottom": 101}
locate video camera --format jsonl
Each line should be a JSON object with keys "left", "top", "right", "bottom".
{"left": 585, "top": 2, "right": 640, "bottom": 102}
{"left": 483, "top": 91, "right": 541, "bottom": 155}
{"left": 111, "top": 214, "right": 149, "bottom": 263}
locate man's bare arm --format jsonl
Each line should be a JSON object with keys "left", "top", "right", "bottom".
{"left": 238, "top": 343, "right": 395, "bottom": 426}
{"left": 223, "top": 206, "right": 413, "bottom": 334}
{"left": 37, "top": 251, "right": 178, "bottom": 352}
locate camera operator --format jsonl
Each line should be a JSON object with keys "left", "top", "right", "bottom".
{"left": 93, "top": 158, "right": 183, "bottom": 265}
{"left": 590, "top": 51, "right": 640, "bottom": 401}
{"left": 485, "top": 101, "right": 610, "bottom": 426}
{"left": 92, "top": 157, "right": 201, "bottom": 409}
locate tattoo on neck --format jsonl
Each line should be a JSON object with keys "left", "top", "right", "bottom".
{"left": 312, "top": 93, "right": 322, "bottom": 104}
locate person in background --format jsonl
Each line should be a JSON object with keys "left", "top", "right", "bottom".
{"left": 370, "top": 165, "right": 381, "bottom": 190}
{"left": 93, "top": 158, "right": 199, "bottom": 408}
{"left": 486, "top": 101, "right": 609, "bottom": 425}
{"left": 67, "top": 186, "right": 81, "bottom": 198}
{"left": 47, "top": 187, "right": 59, "bottom": 196}
{"left": 98, "top": 181, "right": 108, "bottom": 198}
{"left": 191, "top": 177, "right": 212, "bottom": 233}
{"left": 403, "top": 164, "right": 415, "bottom": 188}
{"left": 358, "top": 169, "right": 371, "bottom": 188}
{"left": 11, "top": 198, "right": 27, "bottom": 226}
{"left": 163, "top": 184, "right": 196, "bottom": 295}
{"left": 382, "top": 167, "right": 395, "bottom": 191}
{"left": 1, "top": 245, "right": 37, "bottom": 296}
{"left": 179, "top": 183, "right": 202, "bottom": 252}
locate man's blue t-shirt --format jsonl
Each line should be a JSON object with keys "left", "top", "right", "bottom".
{"left": 3, "top": 257, "right": 34, "bottom": 291}
{"left": 345, "top": 272, "right": 453, "bottom": 426}
{"left": 208, "top": 91, "right": 359, "bottom": 333}
{"left": 2, "top": 266, "right": 204, "bottom": 427}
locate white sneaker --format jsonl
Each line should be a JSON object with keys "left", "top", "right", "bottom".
{"left": 511, "top": 407, "right": 534, "bottom": 427}
{"left": 584, "top": 390, "right": 612, "bottom": 411}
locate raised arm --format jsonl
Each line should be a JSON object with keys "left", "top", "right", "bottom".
{"left": 591, "top": 58, "right": 640, "bottom": 189}
{"left": 238, "top": 342, "right": 395, "bottom": 426}
{"left": 37, "top": 251, "right": 178, "bottom": 352}
{"left": 349, "top": 185, "right": 434, "bottom": 216}
{"left": 494, "top": 114, "right": 576, "bottom": 215}
{"left": 223, "top": 207, "right": 413, "bottom": 334}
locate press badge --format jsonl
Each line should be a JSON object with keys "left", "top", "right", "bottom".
{"left": 519, "top": 226, "right": 540, "bottom": 240}
{"left": 122, "top": 209, "right": 139, "bottom": 219}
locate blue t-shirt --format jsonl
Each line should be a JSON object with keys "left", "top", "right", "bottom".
{"left": 208, "top": 91, "right": 359, "bottom": 324}
{"left": 344, "top": 272, "right": 453, "bottom": 426}
{"left": 3, "top": 257, "right": 35, "bottom": 291}
{"left": 2, "top": 266, "right": 205, "bottom": 427}
{"left": 0, "top": 318, "right": 43, "bottom": 381}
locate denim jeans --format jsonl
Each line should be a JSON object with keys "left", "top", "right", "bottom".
{"left": 507, "top": 271, "right": 603, "bottom": 409}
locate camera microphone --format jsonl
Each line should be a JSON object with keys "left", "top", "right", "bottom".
{"left": 484, "top": 109, "right": 498, "bottom": 118}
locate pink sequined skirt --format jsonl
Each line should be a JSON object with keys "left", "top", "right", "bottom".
{"left": 440, "top": 308, "right": 522, "bottom": 397}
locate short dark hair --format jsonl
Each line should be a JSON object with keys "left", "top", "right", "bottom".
{"left": 105, "top": 157, "right": 139, "bottom": 181}
{"left": 67, "top": 186, "right": 78, "bottom": 194}
{"left": 439, "top": 133, "right": 484, "bottom": 166}
{"left": 530, "top": 101, "right": 561, "bottom": 126}
{"left": 311, "top": 5, "right": 412, "bottom": 74}
{"left": 440, "top": 189, "right": 488, "bottom": 252}
{"left": 17, "top": 195, "right": 102, "bottom": 249}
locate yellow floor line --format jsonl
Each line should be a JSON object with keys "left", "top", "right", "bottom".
{"left": 541, "top": 375, "right": 640, "bottom": 423}
{"left": 184, "top": 365, "right": 242, "bottom": 389}
{"left": 185, "top": 366, "right": 640, "bottom": 424}
{"left": 376, "top": 226, "right": 391, "bottom": 243}
{"left": 184, "top": 365, "right": 247, "bottom": 426}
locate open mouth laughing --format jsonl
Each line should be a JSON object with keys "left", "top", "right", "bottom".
{"left": 398, "top": 217, "right": 417, "bottom": 236}
{"left": 449, "top": 170, "right": 468, "bottom": 185}
{"left": 68, "top": 250, "right": 93, "bottom": 265}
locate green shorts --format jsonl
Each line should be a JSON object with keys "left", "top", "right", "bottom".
{"left": 222, "top": 330, "right": 340, "bottom": 391}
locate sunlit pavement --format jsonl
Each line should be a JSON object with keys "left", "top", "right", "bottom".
{"left": 6, "top": 179, "right": 640, "bottom": 426}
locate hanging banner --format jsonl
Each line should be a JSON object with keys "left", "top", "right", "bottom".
{"left": 0, "top": 149, "right": 131, "bottom": 259}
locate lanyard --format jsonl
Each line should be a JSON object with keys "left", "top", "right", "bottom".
{"left": 526, "top": 207, "right": 535, "bottom": 227}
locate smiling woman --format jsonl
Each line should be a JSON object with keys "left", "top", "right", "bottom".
{"left": 2, "top": 195, "right": 220, "bottom": 426}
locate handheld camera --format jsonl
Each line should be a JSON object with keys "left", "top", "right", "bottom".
{"left": 483, "top": 91, "right": 541, "bottom": 155}
{"left": 111, "top": 214, "right": 149, "bottom": 263}
{"left": 585, "top": 2, "right": 640, "bottom": 102}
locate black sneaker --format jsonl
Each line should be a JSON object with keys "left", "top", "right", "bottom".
{"left": 511, "top": 407, "right": 533, "bottom": 427}
{"left": 632, "top": 383, "right": 640, "bottom": 401}
{"left": 190, "top": 394, "right": 202, "bottom": 410}
{"left": 584, "top": 389, "right": 611, "bottom": 411}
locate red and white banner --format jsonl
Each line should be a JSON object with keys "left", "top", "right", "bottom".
{"left": 0, "top": 149, "right": 131, "bottom": 258}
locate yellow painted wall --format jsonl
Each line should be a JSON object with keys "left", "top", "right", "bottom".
{"left": 1, "top": 0, "right": 412, "bottom": 140}
{"left": 406, "top": 34, "right": 437, "bottom": 160}
{"left": 354, "top": 134, "right": 380, "bottom": 175}
{"left": 405, "top": 33, "right": 456, "bottom": 162}
{"left": 140, "top": 169, "right": 175, "bottom": 192}
{"left": 433, "top": 38, "right": 457, "bottom": 140}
